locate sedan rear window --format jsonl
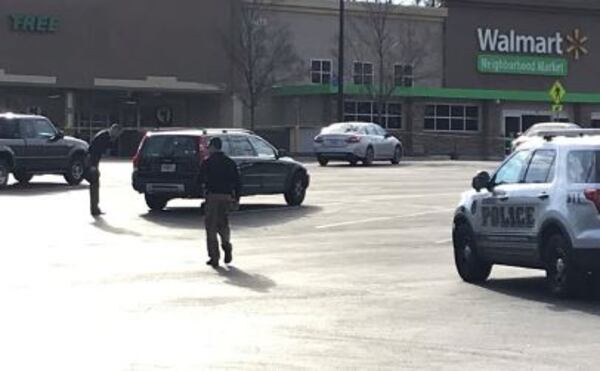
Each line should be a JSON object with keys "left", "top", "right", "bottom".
{"left": 141, "top": 135, "right": 198, "bottom": 157}
{"left": 321, "top": 123, "right": 363, "bottom": 134}
{"left": 567, "top": 150, "right": 600, "bottom": 183}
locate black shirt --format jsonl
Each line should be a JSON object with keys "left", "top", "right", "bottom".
{"left": 199, "top": 151, "right": 241, "bottom": 196}
{"left": 88, "top": 129, "right": 111, "bottom": 166}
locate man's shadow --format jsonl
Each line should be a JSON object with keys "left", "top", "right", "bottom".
{"left": 91, "top": 216, "right": 142, "bottom": 236}
{"left": 215, "top": 266, "right": 276, "bottom": 293}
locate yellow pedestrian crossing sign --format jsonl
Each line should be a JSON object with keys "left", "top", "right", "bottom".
{"left": 549, "top": 81, "right": 566, "bottom": 105}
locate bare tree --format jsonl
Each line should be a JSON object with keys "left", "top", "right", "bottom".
{"left": 347, "top": 0, "right": 436, "bottom": 126}
{"left": 223, "top": 0, "right": 302, "bottom": 130}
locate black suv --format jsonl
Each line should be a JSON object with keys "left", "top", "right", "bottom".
{"left": 132, "top": 129, "right": 310, "bottom": 211}
{"left": 0, "top": 113, "right": 89, "bottom": 187}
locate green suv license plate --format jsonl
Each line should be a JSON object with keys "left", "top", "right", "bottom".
{"left": 161, "top": 164, "right": 176, "bottom": 172}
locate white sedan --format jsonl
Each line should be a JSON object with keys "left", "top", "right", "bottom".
{"left": 313, "top": 122, "right": 403, "bottom": 166}
{"left": 511, "top": 122, "right": 581, "bottom": 152}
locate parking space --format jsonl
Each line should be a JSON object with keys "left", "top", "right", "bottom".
{"left": 2, "top": 160, "right": 600, "bottom": 370}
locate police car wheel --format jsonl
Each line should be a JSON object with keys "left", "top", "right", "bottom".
{"left": 453, "top": 222, "right": 492, "bottom": 283}
{"left": 65, "top": 156, "right": 85, "bottom": 186}
{"left": 0, "top": 159, "right": 9, "bottom": 188}
{"left": 145, "top": 194, "right": 168, "bottom": 211}
{"left": 14, "top": 171, "right": 33, "bottom": 184}
{"left": 545, "top": 234, "right": 584, "bottom": 298}
{"left": 284, "top": 174, "right": 306, "bottom": 206}
{"left": 363, "top": 147, "right": 374, "bottom": 166}
{"left": 391, "top": 146, "right": 402, "bottom": 165}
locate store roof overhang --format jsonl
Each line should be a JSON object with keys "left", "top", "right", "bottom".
{"left": 94, "top": 76, "right": 225, "bottom": 93}
{"left": 273, "top": 84, "right": 600, "bottom": 104}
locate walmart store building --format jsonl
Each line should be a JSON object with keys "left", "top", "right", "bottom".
{"left": 1, "top": 0, "right": 600, "bottom": 158}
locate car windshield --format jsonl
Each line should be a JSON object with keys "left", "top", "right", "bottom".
{"left": 567, "top": 150, "right": 600, "bottom": 183}
{"left": 321, "top": 123, "right": 363, "bottom": 134}
{"left": 141, "top": 135, "right": 198, "bottom": 157}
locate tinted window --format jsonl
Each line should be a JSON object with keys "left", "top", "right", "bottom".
{"left": 494, "top": 150, "right": 531, "bottom": 185}
{"left": 567, "top": 150, "right": 600, "bottom": 183}
{"left": 229, "top": 136, "right": 256, "bottom": 157}
{"left": 23, "top": 119, "right": 56, "bottom": 139}
{"left": 248, "top": 136, "right": 276, "bottom": 158}
{"left": 141, "top": 136, "right": 198, "bottom": 157}
{"left": 524, "top": 150, "right": 556, "bottom": 183}
{"left": 0, "top": 119, "right": 20, "bottom": 139}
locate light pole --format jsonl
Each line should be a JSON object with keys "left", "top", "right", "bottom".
{"left": 337, "top": 0, "right": 345, "bottom": 122}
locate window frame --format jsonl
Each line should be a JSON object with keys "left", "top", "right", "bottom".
{"left": 394, "top": 63, "right": 414, "bottom": 87}
{"left": 310, "top": 58, "right": 333, "bottom": 85}
{"left": 353, "top": 61, "right": 374, "bottom": 85}
{"left": 343, "top": 100, "right": 402, "bottom": 129}
{"left": 424, "top": 104, "right": 480, "bottom": 133}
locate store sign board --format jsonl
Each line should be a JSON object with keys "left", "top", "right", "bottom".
{"left": 10, "top": 14, "right": 59, "bottom": 33}
{"left": 478, "top": 54, "right": 568, "bottom": 76}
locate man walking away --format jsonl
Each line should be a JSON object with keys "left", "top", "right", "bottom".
{"left": 200, "top": 137, "right": 241, "bottom": 269}
{"left": 87, "top": 123, "right": 122, "bottom": 216}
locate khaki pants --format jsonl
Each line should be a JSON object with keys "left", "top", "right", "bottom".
{"left": 205, "top": 193, "right": 232, "bottom": 261}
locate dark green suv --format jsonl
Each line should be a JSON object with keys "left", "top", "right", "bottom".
{"left": 132, "top": 129, "right": 310, "bottom": 211}
{"left": 0, "top": 113, "right": 89, "bottom": 187}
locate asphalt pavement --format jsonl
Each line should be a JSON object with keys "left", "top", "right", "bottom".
{"left": 2, "top": 159, "right": 600, "bottom": 370}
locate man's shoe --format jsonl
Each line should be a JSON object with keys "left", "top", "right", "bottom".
{"left": 223, "top": 243, "right": 233, "bottom": 264}
{"left": 206, "top": 259, "right": 219, "bottom": 269}
{"left": 91, "top": 209, "right": 104, "bottom": 216}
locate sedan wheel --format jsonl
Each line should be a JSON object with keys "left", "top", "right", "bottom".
{"left": 363, "top": 147, "right": 374, "bottom": 166}
{"left": 391, "top": 146, "right": 402, "bottom": 165}
{"left": 0, "top": 160, "right": 9, "bottom": 188}
{"left": 284, "top": 174, "right": 306, "bottom": 206}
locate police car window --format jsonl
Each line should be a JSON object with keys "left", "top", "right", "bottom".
{"left": 229, "top": 136, "right": 256, "bottom": 157}
{"left": 567, "top": 151, "right": 600, "bottom": 183}
{"left": 524, "top": 150, "right": 556, "bottom": 184}
{"left": 248, "top": 136, "right": 276, "bottom": 158}
{"left": 494, "top": 150, "right": 531, "bottom": 185}
{"left": 0, "top": 119, "right": 19, "bottom": 139}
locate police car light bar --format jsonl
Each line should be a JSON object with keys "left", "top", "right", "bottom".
{"left": 540, "top": 129, "right": 600, "bottom": 141}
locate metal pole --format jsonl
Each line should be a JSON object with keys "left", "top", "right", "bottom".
{"left": 337, "top": 0, "right": 345, "bottom": 122}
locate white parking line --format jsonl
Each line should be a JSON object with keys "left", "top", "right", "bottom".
{"left": 315, "top": 208, "right": 454, "bottom": 230}
{"left": 435, "top": 238, "right": 452, "bottom": 245}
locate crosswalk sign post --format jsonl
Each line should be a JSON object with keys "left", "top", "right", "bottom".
{"left": 549, "top": 81, "right": 566, "bottom": 121}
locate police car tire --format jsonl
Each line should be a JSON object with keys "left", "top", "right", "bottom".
{"left": 14, "top": 171, "right": 33, "bottom": 184}
{"left": 145, "top": 194, "right": 168, "bottom": 211}
{"left": 0, "top": 159, "right": 9, "bottom": 188}
{"left": 284, "top": 173, "right": 306, "bottom": 206}
{"left": 453, "top": 222, "right": 492, "bottom": 283}
{"left": 65, "top": 156, "right": 86, "bottom": 186}
{"left": 545, "top": 234, "right": 584, "bottom": 298}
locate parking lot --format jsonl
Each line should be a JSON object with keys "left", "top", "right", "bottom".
{"left": 2, "top": 159, "right": 600, "bottom": 370}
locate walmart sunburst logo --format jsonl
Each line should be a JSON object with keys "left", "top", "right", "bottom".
{"left": 566, "top": 28, "right": 589, "bottom": 60}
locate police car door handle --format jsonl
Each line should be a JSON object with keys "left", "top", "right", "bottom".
{"left": 537, "top": 192, "right": 550, "bottom": 200}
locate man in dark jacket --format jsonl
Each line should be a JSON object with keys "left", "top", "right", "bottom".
{"left": 87, "top": 124, "right": 122, "bottom": 216}
{"left": 200, "top": 137, "right": 241, "bottom": 268}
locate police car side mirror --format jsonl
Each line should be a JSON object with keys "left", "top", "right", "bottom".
{"left": 472, "top": 171, "right": 491, "bottom": 192}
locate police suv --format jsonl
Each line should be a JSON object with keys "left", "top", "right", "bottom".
{"left": 453, "top": 129, "right": 600, "bottom": 297}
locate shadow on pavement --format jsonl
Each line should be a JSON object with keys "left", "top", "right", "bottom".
{"left": 91, "top": 216, "right": 142, "bottom": 236}
{"left": 0, "top": 182, "right": 87, "bottom": 196}
{"left": 216, "top": 265, "right": 276, "bottom": 293}
{"left": 140, "top": 203, "right": 321, "bottom": 230}
{"left": 481, "top": 276, "right": 600, "bottom": 316}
